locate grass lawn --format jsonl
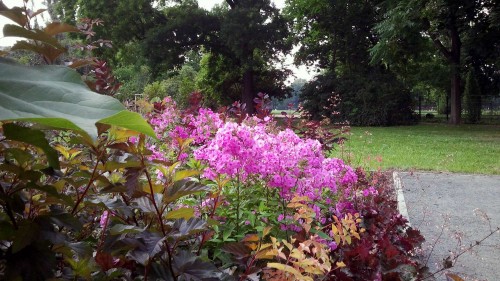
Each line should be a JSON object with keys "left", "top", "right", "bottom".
{"left": 330, "top": 123, "right": 500, "bottom": 175}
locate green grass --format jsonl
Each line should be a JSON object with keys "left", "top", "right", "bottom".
{"left": 331, "top": 124, "right": 500, "bottom": 175}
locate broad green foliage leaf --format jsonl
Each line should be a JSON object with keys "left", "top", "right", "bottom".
{"left": 0, "top": 221, "right": 15, "bottom": 240}
{"left": 3, "top": 123, "right": 60, "bottom": 169}
{"left": 0, "top": 60, "right": 156, "bottom": 139}
{"left": 98, "top": 111, "right": 156, "bottom": 139}
{"left": 12, "top": 222, "right": 39, "bottom": 253}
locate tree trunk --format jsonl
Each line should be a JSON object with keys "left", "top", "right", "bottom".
{"left": 242, "top": 69, "right": 255, "bottom": 114}
{"left": 449, "top": 18, "right": 462, "bottom": 124}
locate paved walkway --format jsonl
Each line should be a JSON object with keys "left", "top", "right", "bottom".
{"left": 397, "top": 172, "right": 500, "bottom": 281}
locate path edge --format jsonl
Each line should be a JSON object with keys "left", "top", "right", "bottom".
{"left": 393, "top": 171, "right": 411, "bottom": 226}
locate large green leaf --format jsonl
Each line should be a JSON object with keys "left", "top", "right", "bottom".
{"left": 3, "top": 123, "right": 60, "bottom": 169}
{"left": 0, "top": 60, "right": 155, "bottom": 139}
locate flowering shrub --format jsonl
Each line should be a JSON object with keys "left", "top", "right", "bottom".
{"left": 0, "top": 91, "right": 423, "bottom": 280}
{"left": 0, "top": 4, "right": 423, "bottom": 279}
{"left": 143, "top": 96, "right": 424, "bottom": 280}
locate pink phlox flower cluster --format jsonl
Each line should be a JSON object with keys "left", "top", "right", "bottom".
{"left": 181, "top": 108, "right": 224, "bottom": 145}
{"left": 148, "top": 97, "right": 180, "bottom": 138}
{"left": 147, "top": 144, "right": 168, "bottom": 162}
{"left": 362, "top": 186, "right": 378, "bottom": 197}
{"left": 194, "top": 122, "right": 268, "bottom": 181}
{"left": 99, "top": 210, "right": 114, "bottom": 228}
{"left": 194, "top": 122, "right": 357, "bottom": 204}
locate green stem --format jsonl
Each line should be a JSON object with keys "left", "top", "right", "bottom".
{"left": 281, "top": 197, "right": 289, "bottom": 240}
{"left": 236, "top": 175, "right": 241, "bottom": 235}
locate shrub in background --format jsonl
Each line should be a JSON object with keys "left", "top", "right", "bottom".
{"left": 464, "top": 69, "right": 482, "bottom": 123}
{"left": 300, "top": 70, "right": 417, "bottom": 126}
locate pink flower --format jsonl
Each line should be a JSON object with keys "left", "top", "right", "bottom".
{"left": 100, "top": 210, "right": 110, "bottom": 228}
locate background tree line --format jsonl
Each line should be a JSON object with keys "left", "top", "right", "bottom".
{"left": 17, "top": 0, "right": 500, "bottom": 124}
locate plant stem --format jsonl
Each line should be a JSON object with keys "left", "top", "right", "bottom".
{"left": 142, "top": 157, "right": 177, "bottom": 281}
{"left": 423, "top": 226, "right": 500, "bottom": 280}
{"left": 143, "top": 162, "right": 166, "bottom": 236}
{"left": 71, "top": 150, "right": 103, "bottom": 215}
{"left": 236, "top": 175, "right": 241, "bottom": 235}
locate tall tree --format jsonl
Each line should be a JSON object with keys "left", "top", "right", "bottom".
{"left": 285, "top": 0, "right": 416, "bottom": 125}
{"left": 285, "top": 0, "right": 378, "bottom": 71}
{"left": 372, "top": 0, "right": 499, "bottom": 124}
{"left": 144, "top": 0, "right": 291, "bottom": 113}
{"left": 54, "top": 0, "right": 165, "bottom": 63}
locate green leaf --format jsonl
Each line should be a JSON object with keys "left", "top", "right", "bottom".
{"left": 12, "top": 222, "right": 39, "bottom": 253}
{"left": 3, "top": 123, "right": 60, "bottom": 169}
{"left": 0, "top": 221, "right": 15, "bottom": 240}
{"left": 310, "top": 228, "right": 333, "bottom": 241}
{"left": 4, "top": 148, "right": 32, "bottom": 166}
{"left": 104, "top": 161, "right": 142, "bottom": 171}
{"left": 173, "top": 169, "right": 201, "bottom": 182}
{"left": 0, "top": 60, "right": 155, "bottom": 139}
{"left": 165, "top": 207, "right": 195, "bottom": 220}
{"left": 98, "top": 110, "right": 157, "bottom": 139}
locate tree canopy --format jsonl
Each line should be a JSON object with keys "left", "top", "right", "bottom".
{"left": 143, "top": 0, "right": 292, "bottom": 113}
{"left": 372, "top": 0, "right": 500, "bottom": 124}
{"left": 284, "top": 0, "right": 416, "bottom": 125}
{"left": 44, "top": 0, "right": 499, "bottom": 123}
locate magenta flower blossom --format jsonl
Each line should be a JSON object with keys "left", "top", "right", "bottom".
{"left": 100, "top": 210, "right": 110, "bottom": 228}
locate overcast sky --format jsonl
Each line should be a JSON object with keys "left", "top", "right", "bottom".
{"left": 0, "top": 0, "right": 314, "bottom": 80}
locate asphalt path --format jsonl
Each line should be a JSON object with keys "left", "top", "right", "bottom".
{"left": 397, "top": 172, "right": 500, "bottom": 281}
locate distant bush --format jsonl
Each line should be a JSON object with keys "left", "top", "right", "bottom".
{"left": 464, "top": 70, "right": 482, "bottom": 123}
{"left": 300, "top": 70, "right": 417, "bottom": 126}
{"left": 113, "top": 64, "right": 152, "bottom": 101}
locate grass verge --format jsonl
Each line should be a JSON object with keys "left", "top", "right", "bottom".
{"left": 330, "top": 123, "right": 500, "bottom": 175}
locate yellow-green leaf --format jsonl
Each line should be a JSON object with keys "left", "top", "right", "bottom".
{"left": 336, "top": 261, "right": 346, "bottom": 268}
{"left": 165, "top": 207, "right": 195, "bottom": 220}
{"left": 267, "top": 263, "right": 302, "bottom": 278}
{"left": 173, "top": 169, "right": 200, "bottom": 182}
